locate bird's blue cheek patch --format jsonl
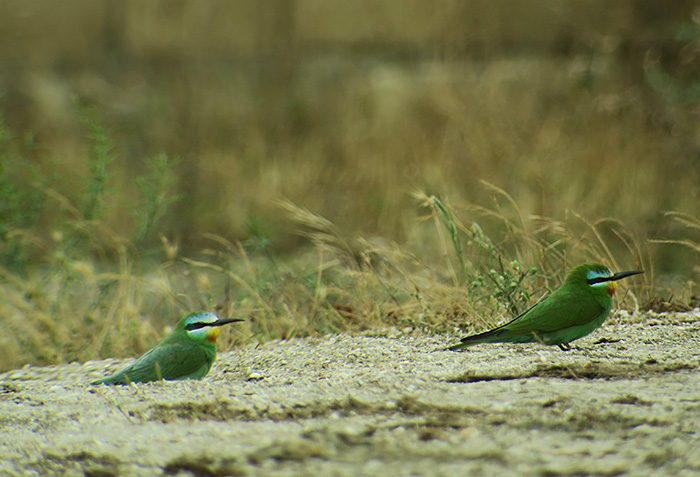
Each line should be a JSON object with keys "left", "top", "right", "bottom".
{"left": 586, "top": 269, "right": 612, "bottom": 281}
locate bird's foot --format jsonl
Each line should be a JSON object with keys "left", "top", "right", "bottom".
{"left": 557, "top": 343, "right": 572, "bottom": 351}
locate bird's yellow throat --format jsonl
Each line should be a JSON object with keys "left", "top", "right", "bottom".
{"left": 206, "top": 327, "right": 220, "bottom": 343}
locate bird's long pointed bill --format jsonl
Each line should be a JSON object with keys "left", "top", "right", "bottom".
{"left": 211, "top": 317, "right": 245, "bottom": 327}
{"left": 610, "top": 270, "right": 644, "bottom": 282}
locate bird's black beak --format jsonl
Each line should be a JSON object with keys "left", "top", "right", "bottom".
{"left": 610, "top": 270, "right": 644, "bottom": 282}
{"left": 212, "top": 317, "right": 245, "bottom": 327}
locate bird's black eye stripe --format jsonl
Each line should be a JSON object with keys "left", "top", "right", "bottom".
{"left": 587, "top": 276, "right": 612, "bottom": 285}
{"left": 185, "top": 322, "right": 210, "bottom": 331}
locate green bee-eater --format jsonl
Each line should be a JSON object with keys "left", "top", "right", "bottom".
{"left": 92, "top": 311, "right": 243, "bottom": 385}
{"left": 448, "top": 263, "right": 643, "bottom": 351}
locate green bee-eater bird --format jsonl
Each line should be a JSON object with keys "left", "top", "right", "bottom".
{"left": 92, "top": 311, "right": 243, "bottom": 385}
{"left": 448, "top": 263, "right": 643, "bottom": 351}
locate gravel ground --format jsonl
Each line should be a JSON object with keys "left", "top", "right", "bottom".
{"left": 1, "top": 311, "right": 699, "bottom": 476}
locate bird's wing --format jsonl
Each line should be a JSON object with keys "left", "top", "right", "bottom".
{"left": 112, "top": 341, "right": 212, "bottom": 383}
{"left": 498, "top": 290, "right": 606, "bottom": 334}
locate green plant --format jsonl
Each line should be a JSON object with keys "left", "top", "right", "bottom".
{"left": 133, "top": 153, "right": 182, "bottom": 245}
{"left": 79, "top": 105, "right": 115, "bottom": 222}
{"left": 0, "top": 118, "right": 56, "bottom": 272}
{"left": 417, "top": 191, "right": 542, "bottom": 319}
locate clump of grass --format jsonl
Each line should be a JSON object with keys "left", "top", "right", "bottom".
{"left": 412, "top": 185, "right": 649, "bottom": 327}
{"left": 423, "top": 194, "right": 539, "bottom": 317}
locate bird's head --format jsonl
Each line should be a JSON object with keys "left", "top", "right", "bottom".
{"left": 177, "top": 311, "right": 244, "bottom": 343}
{"left": 567, "top": 263, "right": 644, "bottom": 296}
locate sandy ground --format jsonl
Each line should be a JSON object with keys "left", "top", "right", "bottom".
{"left": 1, "top": 310, "right": 699, "bottom": 476}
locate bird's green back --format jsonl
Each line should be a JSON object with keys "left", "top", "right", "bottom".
{"left": 508, "top": 263, "right": 614, "bottom": 332}
{"left": 92, "top": 326, "right": 217, "bottom": 385}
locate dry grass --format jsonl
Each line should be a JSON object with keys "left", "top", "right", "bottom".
{"left": 0, "top": 180, "right": 652, "bottom": 371}
{"left": 0, "top": 4, "right": 698, "bottom": 371}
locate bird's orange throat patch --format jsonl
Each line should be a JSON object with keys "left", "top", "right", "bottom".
{"left": 206, "top": 327, "right": 220, "bottom": 343}
{"left": 606, "top": 281, "right": 618, "bottom": 296}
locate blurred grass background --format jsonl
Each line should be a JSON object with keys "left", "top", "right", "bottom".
{"left": 1, "top": 1, "right": 699, "bottom": 371}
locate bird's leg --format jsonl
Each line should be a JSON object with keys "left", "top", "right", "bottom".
{"left": 558, "top": 343, "right": 572, "bottom": 351}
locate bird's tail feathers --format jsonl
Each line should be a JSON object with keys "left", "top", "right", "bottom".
{"left": 446, "top": 328, "right": 511, "bottom": 351}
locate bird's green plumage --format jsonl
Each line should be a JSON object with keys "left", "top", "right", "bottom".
{"left": 92, "top": 312, "right": 242, "bottom": 385}
{"left": 448, "top": 263, "right": 643, "bottom": 351}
